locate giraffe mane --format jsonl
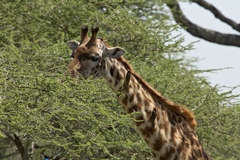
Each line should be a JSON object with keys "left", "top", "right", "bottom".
{"left": 117, "top": 56, "right": 197, "bottom": 130}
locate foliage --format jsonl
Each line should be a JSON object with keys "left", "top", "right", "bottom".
{"left": 0, "top": 0, "right": 239, "bottom": 159}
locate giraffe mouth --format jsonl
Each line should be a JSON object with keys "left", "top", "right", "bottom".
{"left": 70, "top": 70, "right": 79, "bottom": 79}
{"left": 68, "top": 63, "right": 83, "bottom": 79}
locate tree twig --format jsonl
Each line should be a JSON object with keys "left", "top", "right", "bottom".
{"left": 13, "top": 134, "right": 30, "bottom": 160}
{"left": 165, "top": 0, "right": 240, "bottom": 47}
{"left": 193, "top": 0, "right": 240, "bottom": 32}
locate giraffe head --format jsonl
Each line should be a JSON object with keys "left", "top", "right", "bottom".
{"left": 67, "top": 27, "right": 125, "bottom": 79}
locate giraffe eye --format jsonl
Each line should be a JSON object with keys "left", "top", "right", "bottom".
{"left": 91, "top": 55, "right": 99, "bottom": 62}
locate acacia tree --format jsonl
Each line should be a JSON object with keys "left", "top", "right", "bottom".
{"left": 0, "top": 0, "right": 239, "bottom": 160}
{"left": 165, "top": 0, "right": 240, "bottom": 47}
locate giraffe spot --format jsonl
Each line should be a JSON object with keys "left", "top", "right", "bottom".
{"left": 127, "top": 104, "right": 139, "bottom": 113}
{"left": 170, "top": 127, "right": 177, "bottom": 146}
{"left": 182, "top": 125, "right": 191, "bottom": 139}
{"left": 173, "top": 155, "right": 179, "bottom": 160}
{"left": 145, "top": 108, "right": 151, "bottom": 120}
{"left": 168, "top": 113, "right": 177, "bottom": 126}
{"left": 188, "top": 155, "right": 193, "bottom": 160}
{"left": 116, "top": 71, "right": 122, "bottom": 81}
{"left": 191, "top": 137, "right": 200, "bottom": 148}
{"left": 152, "top": 136, "right": 167, "bottom": 151}
{"left": 182, "top": 122, "right": 189, "bottom": 131}
{"left": 185, "top": 143, "right": 190, "bottom": 149}
{"left": 144, "top": 99, "right": 150, "bottom": 107}
{"left": 110, "top": 66, "right": 114, "bottom": 77}
{"left": 136, "top": 92, "right": 142, "bottom": 103}
{"left": 155, "top": 108, "right": 161, "bottom": 121}
{"left": 139, "top": 126, "right": 155, "bottom": 138}
{"left": 146, "top": 126, "right": 156, "bottom": 137}
{"left": 129, "top": 94, "right": 134, "bottom": 102}
{"left": 178, "top": 117, "right": 183, "bottom": 123}
{"left": 171, "top": 113, "right": 177, "bottom": 123}
{"left": 159, "top": 120, "right": 169, "bottom": 136}
{"left": 196, "top": 142, "right": 200, "bottom": 147}
{"left": 194, "top": 149, "right": 203, "bottom": 158}
{"left": 177, "top": 146, "right": 181, "bottom": 154}
{"left": 177, "top": 136, "right": 185, "bottom": 153}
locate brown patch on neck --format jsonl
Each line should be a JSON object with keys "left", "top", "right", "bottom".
{"left": 123, "top": 70, "right": 131, "bottom": 90}
{"left": 116, "top": 56, "right": 197, "bottom": 130}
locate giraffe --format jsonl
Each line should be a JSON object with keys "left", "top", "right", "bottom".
{"left": 66, "top": 26, "right": 213, "bottom": 160}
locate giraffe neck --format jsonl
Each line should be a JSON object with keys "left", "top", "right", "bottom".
{"left": 103, "top": 57, "right": 156, "bottom": 114}
{"left": 102, "top": 57, "right": 213, "bottom": 160}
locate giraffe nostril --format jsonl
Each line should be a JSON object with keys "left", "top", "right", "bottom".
{"left": 70, "top": 73, "right": 77, "bottom": 78}
{"left": 91, "top": 55, "right": 100, "bottom": 62}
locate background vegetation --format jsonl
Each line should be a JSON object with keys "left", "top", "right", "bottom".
{"left": 1, "top": 0, "right": 239, "bottom": 160}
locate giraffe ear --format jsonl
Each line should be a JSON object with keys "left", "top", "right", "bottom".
{"left": 104, "top": 47, "right": 125, "bottom": 58}
{"left": 67, "top": 40, "right": 80, "bottom": 52}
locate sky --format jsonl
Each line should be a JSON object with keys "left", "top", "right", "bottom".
{"left": 178, "top": 0, "right": 240, "bottom": 97}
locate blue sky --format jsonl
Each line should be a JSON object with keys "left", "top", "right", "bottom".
{"left": 178, "top": 0, "right": 240, "bottom": 96}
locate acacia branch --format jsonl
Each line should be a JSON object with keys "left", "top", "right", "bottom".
{"left": 166, "top": 0, "right": 240, "bottom": 47}
{"left": 193, "top": 0, "right": 240, "bottom": 32}
{"left": 13, "top": 134, "right": 30, "bottom": 160}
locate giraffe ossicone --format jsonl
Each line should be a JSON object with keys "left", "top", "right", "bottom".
{"left": 66, "top": 26, "right": 213, "bottom": 160}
